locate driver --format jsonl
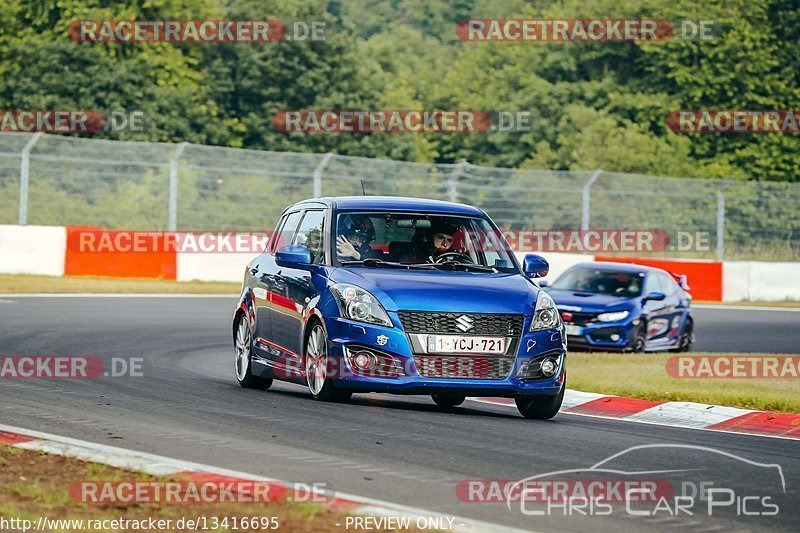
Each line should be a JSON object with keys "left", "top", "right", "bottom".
{"left": 424, "top": 221, "right": 459, "bottom": 262}
{"left": 336, "top": 215, "right": 376, "bottom": 261}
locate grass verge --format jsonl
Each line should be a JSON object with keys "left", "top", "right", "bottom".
{"left": 569, "top": 352, "right": 800, "bottom": 413}
{"left": 0, "top": 444, "right": 413, "bottom": 532}
{"left": 0, "top": 274, "right": 240, "bottom": 294}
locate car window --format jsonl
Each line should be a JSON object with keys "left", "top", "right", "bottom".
{"left": 271, "top": 211, "right": 303, "bottom": 253}
{"left": 293, "top": 210, "right": 325, "bottom": 264}
{"left": 333, "top": 211, "right": 517, "bottom": 272}
{"left": 643, "top": 273, "right": 663, "bottom": 295}
{"left": 659, "top": 272, "right": 678, "bottom": 295}
{"left": 552, "top": 268, "right": 644, "bottom": 297}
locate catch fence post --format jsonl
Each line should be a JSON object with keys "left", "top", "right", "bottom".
{"left": 313, "top": 152, "right": 333, "bottom": 198}
{"left": 18, "top": 132, "right": 43, "bottom": 225}
{"left": 581, "top": 169, "right": 602, "bottom": 231}
{"left": 716, "top": 191, "right": 725, "bottom": 261}
{"left": 168, "top": 142, "right": 188, "bottom": 231}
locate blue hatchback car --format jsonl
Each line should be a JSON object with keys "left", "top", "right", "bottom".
{"left": 542, "top": 262, "right": 694, "bottom": 352}
{"left": 232, "top": 196, "right": 567, "bottom": 419}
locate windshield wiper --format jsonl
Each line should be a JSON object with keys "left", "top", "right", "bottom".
{"left": 430, "top": 262, "right": 497, "bottom": 273}
{"left": 341, "top": 258, "right": 435, "bottom": 270}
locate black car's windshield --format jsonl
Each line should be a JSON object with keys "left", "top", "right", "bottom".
{"left": 334, "top": 212, "right": 517, "bottom": 273}
{"left": 551, "top": 268, "right": 644, "bottom": 297}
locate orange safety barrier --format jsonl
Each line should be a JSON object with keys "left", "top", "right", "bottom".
{"left": 594, "top": 256, "right": 722, "bottom": 301}
{"left": 64, "top": 227, "right": 177, "bottom": 280}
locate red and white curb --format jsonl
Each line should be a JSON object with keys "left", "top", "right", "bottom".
{"left": 472, "top": 390, "right": 800, "bottom": 440}
{"left": 0, "top": 423, "right": 522, "bottom": 533}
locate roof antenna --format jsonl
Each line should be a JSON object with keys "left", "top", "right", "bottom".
{"left": 360, "top": 179, "right": 367, "bottom": 196}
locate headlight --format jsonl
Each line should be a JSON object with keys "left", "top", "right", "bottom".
{"left": 330, "top": 283, "right": 392, "bottom": 327}
{"left": 530, "top": 291, "right": 561, "bottom": 331}
{"left": 597, "top": 310, "right": 630, "bottom": 322}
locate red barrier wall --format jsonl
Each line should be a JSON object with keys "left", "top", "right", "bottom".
{"left": 595, "top": 256, "right": 722, "bottom": 301}
{"left": 64, "top": 227, "right": 177, "bottom": 280}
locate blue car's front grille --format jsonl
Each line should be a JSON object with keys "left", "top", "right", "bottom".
{"left": 398, "top": 311, "right": 524, "bottom": 336}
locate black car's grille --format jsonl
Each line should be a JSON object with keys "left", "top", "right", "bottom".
{"left": 398, "top": 311, "right": 524, "bottom": 336}
{"left": 414, "top": 355, "right": 513, "bottom": 380}
{"left": 562, "top": 311, "right": 597, "bottom": 326}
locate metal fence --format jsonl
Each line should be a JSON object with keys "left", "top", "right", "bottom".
{"left": 0, "top": 132, "right": 798, "bottom": 260}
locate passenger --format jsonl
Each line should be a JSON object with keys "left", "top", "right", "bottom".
{"left": 336, "top": 215, "right": 376, "bottom": 261}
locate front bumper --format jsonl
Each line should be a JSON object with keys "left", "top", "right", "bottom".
{"left": 323, "top": 312, "right": 566, "bottom": 398}
{"left": 563, "top": 318, "right": 635, "bottom": 351}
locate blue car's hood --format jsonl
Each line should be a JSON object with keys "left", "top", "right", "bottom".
{"left": 330, "top": 267, "right": 538, "bottom": 313}
{"left": 544, "top": 288, "right": 636, "bottom": 313}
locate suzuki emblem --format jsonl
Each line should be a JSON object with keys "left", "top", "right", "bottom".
{"left": 455, "top": 315, "right": 474, "bottom": 332}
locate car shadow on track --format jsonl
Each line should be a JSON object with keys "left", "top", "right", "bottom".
{"left": 246, "top": 384, "right": 527, "bottom": 420}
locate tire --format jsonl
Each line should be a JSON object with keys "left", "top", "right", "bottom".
{"left": 234, "top": 315, "right": 273, "bottom": 390}
{"left": 671, "top": 317, "right": 694, "bottom": 353}
{"left": 629, "top": 323, "right": 646, "bottom": 353}
{"left": 431, "top": 395, "right": 466, "bottom": 408}
{"left": 515, "top": 384, "right": 565, "bottom": 420}
{"left": 305, "top": 322, "right": 352, "bottom": 403}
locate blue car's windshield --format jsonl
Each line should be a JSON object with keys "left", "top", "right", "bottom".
{"left": 334, "top": 211, "right": 518, "bottom": 273}
{"left": 551, "top": 268, "right": 644, "bottom": 297}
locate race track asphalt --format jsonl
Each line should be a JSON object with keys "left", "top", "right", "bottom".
{"left": 0, "top": 296, "right": 798, "bottom": 532}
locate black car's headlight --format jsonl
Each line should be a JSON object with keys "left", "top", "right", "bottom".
{"left": 530, "top": 291, "right": 561, "bottom": 331}
{"left": 330, "top": 283, "right": 392, "bottom": 327}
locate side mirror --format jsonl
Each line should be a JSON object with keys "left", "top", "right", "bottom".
{"left": 276, "top": 245, "right": 313, "bottom": 269}
{"left": 522, "top": 254, "right": 549, "bottom": 279}
{"left": 643, "top": 291, "right": 666, "bottom": 302}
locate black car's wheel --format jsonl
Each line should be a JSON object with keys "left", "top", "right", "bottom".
{"left": 671, "top": 317, "right": 694, "bottom": 353}
{"left": 305, "top": 323, "right": 352, "bottom": 402}
{"left": 630, "top": 323, "right": 647, "bottom": 353}
{"left": 431, "top": 395, "right": 466, "bottom": 408}
{"left": 515, "top": 384, "right": 564, "bottom": 420}
{"left": 234, "top": 315, "right": 273, "bottom": 390}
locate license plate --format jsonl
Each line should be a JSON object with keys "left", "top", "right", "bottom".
{"left": 427, "top": 335, "right": 506, "bottom": 354}
{"left": 564, "top": 325, "right": 583, "bottom": 336}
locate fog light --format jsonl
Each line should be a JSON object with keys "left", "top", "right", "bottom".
{"left": 540, "top": 357, "right": 558, "bottom": 378}
{"left": 610, "top": 333, "right": 620, "bottom": 341}
{"left": 345, "top": 347, "right": 404, "bottom": 378}
{"left": 352, "top": 351, "right": 375, "bottom": 370}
